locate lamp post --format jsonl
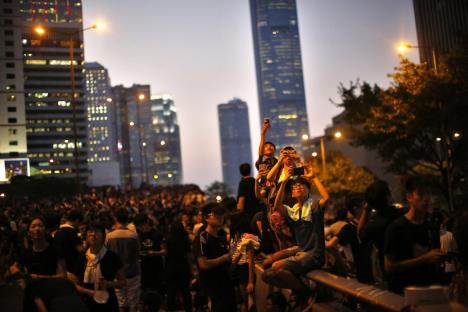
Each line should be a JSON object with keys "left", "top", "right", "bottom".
{"left": 136, "top": 93, "right": 149, "bottom": 185}
{"left": 303, "top": 131, "right": 342, "bottom": 178}
{"left": 34, "top": 22, "right": 105, "bottom": 194}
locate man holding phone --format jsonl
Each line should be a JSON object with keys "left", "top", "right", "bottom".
{"left": 255, "top": 118, "right": 278, "bottom": 173}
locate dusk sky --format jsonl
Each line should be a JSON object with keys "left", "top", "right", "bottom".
{"left": 82, "top": 0, "right": 419, "bottom": 188}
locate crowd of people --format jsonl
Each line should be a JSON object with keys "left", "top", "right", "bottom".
{"left": 0, "top": 120, "right": 467, "bottom": 312}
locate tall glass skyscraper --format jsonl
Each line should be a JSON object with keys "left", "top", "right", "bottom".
{"left": 19, "top": 0, "right": 88, "bottom": 182}
{"left": 218, "top": 98, "right": 253, "bottom": 195}
{"left": 250, "top": 0, "right": 309, "bottom": 149}
{"left": 84, "top": 62, "right": 120, "bottom": 186}
{"left": 112, "top": 84, "right": 153, "bottom": 188}
{"left": 150, "top": 95, "right": 183, "bottom": 185}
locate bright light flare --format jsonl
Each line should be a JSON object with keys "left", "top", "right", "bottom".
{"left": 91, "top": 20, "right": 107, "bottom": 31}
{"left": 34, "top": 26, "right": 45, "bottom": 35}
{"left": 138, "top": 94, "right": 145, "bottom": 101}
{"left": 311, "top": 152, "right": 318, "bottom": 157}
{"left": 334, "top": 131, "right": 342, "bottom": 139}
{"left": 302, "top": 134, "right": 309, "bottom": 140}
{"left": 216, "top": 195, "right": 222, "bottom": 202}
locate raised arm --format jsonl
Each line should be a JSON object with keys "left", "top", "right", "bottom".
{"left": 257, "top": 119, "right": 270, "bottom": 160}
{"left": 267, "top": 151, "right": 285, "bottom": 182}
{"left": 273, "top": 168, "right": 291, "bottom": 218}
{"left": 304, "top": 163, "right": 330, "bottom": 206}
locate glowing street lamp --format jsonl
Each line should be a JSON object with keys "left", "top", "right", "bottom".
{"left": 395, "top": 41, "right": 438, "bottom": 74}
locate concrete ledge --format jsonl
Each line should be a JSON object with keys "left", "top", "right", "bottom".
{"left": 307, "top": 270, "right": 407, "bottom": 312}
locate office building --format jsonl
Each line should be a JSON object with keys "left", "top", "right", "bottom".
{"left": 112, "top": 84, "right": 153, "bottom": 188}
{"left": 150, "top": 95, "right": 183, "bottom": 185}
{"left": 84, "top": 62, "right": 120, "bottom": 186}
{"left": 250, "top": 0, "right": 309, "bottom": 149}
{"left": 413, "top": 0, "right": 468, "bottom": 66}
{"left": 19, "top": 0, "right": 88, "bottom": 183}
{"left": 218, "top": 98, "right": 253, "bottom": 194}
{"left": 0, "top": 1, "right": 29, "bottom": 183}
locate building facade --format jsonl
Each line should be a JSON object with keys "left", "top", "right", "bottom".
{"left": 19, "top": 0, "right": 88, "bottom": 183}
{"left": 250, "top": 0, "right": 309, "bottom": 149}
{"left": 218, "top": 98, "right": 253, "bottom": 195}
{"left": 413, "top": 0, "right": 468, "bottom": 66}
{"left": 112, "top": 84, "right": 153, "bottom": 188}
{"left": 0, "top": 1, "right": 29, "bottom": 183}
{"left": 84, "top": 62, "right": 120, "bottom": 186}
{"left": 150, "top": 95, "right": 183, "bottom": 185}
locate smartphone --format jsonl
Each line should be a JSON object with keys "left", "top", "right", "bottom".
{"left": 293, "top": 166, "right": 305, "bottom": 176}
{"left": 264, "top": 117, "right": 270, "bottom": 124}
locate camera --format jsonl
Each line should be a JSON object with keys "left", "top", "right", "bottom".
{"left": 293, "top": 166, "right": 304, "bottom": 176}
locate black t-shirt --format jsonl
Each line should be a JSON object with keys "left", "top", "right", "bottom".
{"left": 139, "top": 228, "right": 164, "bottom": 288}
{"left": 384, "top": 216, "right": 442, "bottom": 293}
{"left": 53, "top": 226, "right": 82, "bottom": 275}
{"left": 99, "top": 249, "right": 123, "bottom": 282}
{"left": 251, "top": 210, "right": 276, "bottom": 254}
{"left": 19, "top": 244, "right": 61, "bottom": 276}
{"left": 255, "top": 156, "right": 278, "bottom": 171}
{"left": 31, "top": 278, "right": 81, "bottom": 310}
{"left": 193, "top": 229, "right": 230, "bottom": 287}
{"left": 237, "top": 177, "right": 260, "bottom": 221}
{"left": 166, "top": 224, "right": 191, "bottom": 275}
{"left": 360, "top": 207, "right": 405, "bottom": 268}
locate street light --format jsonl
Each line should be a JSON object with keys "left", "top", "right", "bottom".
{"left": 136, "top": 93, "right": 149, "bottom": 184}
{"left": 317, "top": 131, "right": 343, "bottom": 178}
{"left": 396, "top": 41, "right": 438, "bottom": 74}
{"left": 34, "top": 22, "right": 105, "bottom": 193}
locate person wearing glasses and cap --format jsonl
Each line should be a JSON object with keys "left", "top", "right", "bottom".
{"left": 262, "top": 163, "right": 329, "bottom": 309}
{"left": 193, "top": 203, "right": 236, "bottom": 312}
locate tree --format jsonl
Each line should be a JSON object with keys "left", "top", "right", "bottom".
{"left": 204, "top": 181, "right": 232, "bottom": 200}
{"left": 335, "top": 44, "right": 468, "bottom": 210}
{"left": 319, "top": 151, "right": 375, "bottom": 195}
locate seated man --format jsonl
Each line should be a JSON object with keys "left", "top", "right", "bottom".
{"left": 262, "top": 164, "right": 329, "bottom": 306}
{"left": 384, "top": 176, "right": 445, "bottom": 294}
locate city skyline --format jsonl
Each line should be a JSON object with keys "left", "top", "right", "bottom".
{"left": 82, "top": 0, "right": 419, "bottom": 187}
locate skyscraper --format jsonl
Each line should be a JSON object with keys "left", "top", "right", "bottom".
{"left": 0, "top": 1, "right": 29, "bottom": 183}
{"left": 413, "top": 0, "right": 468, "bottom": 66}
{"left": 150, "top": 95, "right": 183, "bottom": 185}
{"left": 250, "top": 0, "right": 309, "bottom": 149}
{"left": 112, "top": 84, "right": 153, "bottom": 188}
{"left": 19, "top": 0, "right": 88, "bottom": 183}
{"left": 84, "top": 62, "right": 120, "bottom": 186}
{"left": 218, "top": 98, "right": 253, "bottom": 195}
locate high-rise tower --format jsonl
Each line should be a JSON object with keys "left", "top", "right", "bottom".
{"left": 84, "top": 62, "right": 120, "bottom": 186}
{"left": 20, "top": 0, "right": 88, "bottom": 183}
{"left": 150, "top": 95, "right": 183, "bottom": 185}
{"left": 218, "top": 98, "right": 252, "bottom": 194}
{"left": 250, "top": 0, "right": 309, "bottom": 149}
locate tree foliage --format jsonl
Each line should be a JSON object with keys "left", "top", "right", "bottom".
{"left": 335, "top": 43, "right": 468, "bottom": 208}
{"left": 320, "top": 151, "right": 375, "bottom": 195}
{"left": 204, "top": 181, "right": 232, "bottom": 198}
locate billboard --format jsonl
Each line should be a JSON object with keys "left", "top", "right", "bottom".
{"left": 0, "top": 158, "right": 30, "bottom": 183}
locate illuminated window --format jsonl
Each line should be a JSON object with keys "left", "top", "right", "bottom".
{"left": 25, "top": 59, "right": 47, "bottom": 65}
{"left": 7, "top": 95, "right": 16, "bottom": 101}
